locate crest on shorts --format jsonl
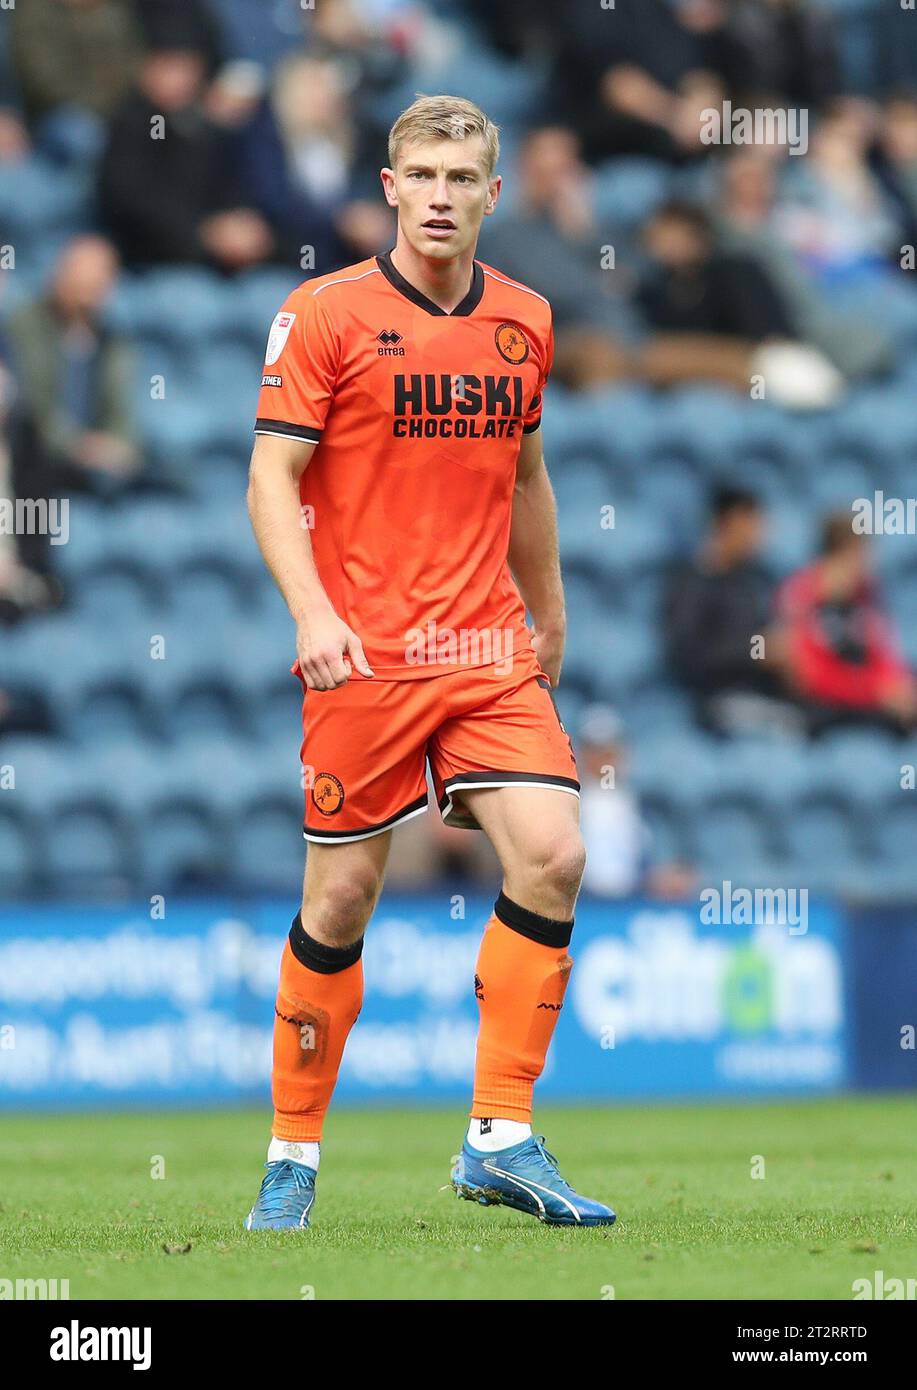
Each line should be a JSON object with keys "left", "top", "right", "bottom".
{"left": 312, "top": 772, "right": 345, "bottom": 816}
{"left": 265, "top": 311, "right": 296, "bottom": 366}
{"left": 495, "top": 321, "right": 529, "bottom": 365}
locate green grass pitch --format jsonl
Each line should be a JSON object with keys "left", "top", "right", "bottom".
{"left": 1, "top": 1096, "right": 915, "bottom": 1300}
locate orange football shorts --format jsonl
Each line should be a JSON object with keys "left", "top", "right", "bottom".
{"left": 294, "top": 656, "right": 580, "bottom": 842}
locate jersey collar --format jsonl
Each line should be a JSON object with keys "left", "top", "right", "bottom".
{"left": 375, "top": 249, "right": 485, "bottom": 317}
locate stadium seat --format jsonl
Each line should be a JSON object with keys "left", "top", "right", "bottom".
{"left": 108, "top": 269, "right": 234, "bottom": 347}
{"left": 159, "top": 681, "right": 245, "bottom": 745}
{"left": 60, "top": 679, "right": 150, "bottom": 747}
{"left": 43, "top": 806, "right": 130, "bottom": 891}
{"left": 865, "top": 797, "right": 917, "bottom": 896}
{"left": 692, "top": 795, "right": 776, "bottom": 883}
{"left": 167, "top": 560, "right": 251, "bottom": 628}
{"left": 74, "top": 562, "right": 159, "bottom": 628}
{"left": 780, "top": 796, "right": 865, "bottom": 892}
{"left": 0, "top": 808, "right": 35, "bottom": 896}
{"left": 229, "top": 796, "right": 304, "bottom": 891}
{"left": 592, "top": 158, "right": 673, "bottom": 232}
{"left": 641, "top": 795, "right": 693, "bottom": 864}
{"left": 137, "top": 798, "right": 226, "bottom": 888}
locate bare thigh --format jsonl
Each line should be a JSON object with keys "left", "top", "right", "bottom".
{"left": 457, "top": 785, "right": 585, "bottom": 920}
{"left": 300, "top": 831, "right": 392, "bottom": 948}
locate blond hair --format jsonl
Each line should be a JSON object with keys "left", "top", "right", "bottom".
{"left": 388, "top": 94, "right": 500, "bottom": 176}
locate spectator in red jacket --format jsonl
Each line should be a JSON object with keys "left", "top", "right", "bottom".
{"left": 777, "top": 512, "right": 917, "bottom": 734}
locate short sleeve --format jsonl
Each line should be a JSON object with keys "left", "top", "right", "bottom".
{"left": 522, "top": 315, "right": 554, "bottom": 434}
{"left": 254, "top": 288, "right": 340, "bottom": 444}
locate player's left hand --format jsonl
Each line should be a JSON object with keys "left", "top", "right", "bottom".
{"left": 531, "top": 624, "right": 565, "bottom": 688}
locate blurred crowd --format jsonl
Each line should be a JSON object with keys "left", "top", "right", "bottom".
{"left": 1, "top": 0, "right": 917, "bottom": 897}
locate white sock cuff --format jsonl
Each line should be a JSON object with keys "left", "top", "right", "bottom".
{"left": 268, "top": 1136, "right": 320, "bottom": 1171}
{"left": 466, "top": 1117, "right": 532, "bottom": 1152}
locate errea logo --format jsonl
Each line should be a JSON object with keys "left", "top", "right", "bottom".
{"left": 377, "top": 329, "right": 405, "bottom": 356}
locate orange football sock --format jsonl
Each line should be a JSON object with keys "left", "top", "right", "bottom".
{"left": 471, "top": 892, "right": 574, "bottom": 1123}
{"left": 271, "top": 913, "right": 363, "bottom": 1142}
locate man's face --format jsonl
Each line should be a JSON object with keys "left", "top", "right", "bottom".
{"left": 645, "top": 215, "right": 708, "bottom": 270}
{"left": 381, "top": 135, "right": 500, "bottom": 261}
{"left": 520, "top": 127, "right": 580, "bottom": 206}
{"left": 53, "top": 237, "right": 119, "bottom": 315}
{"left": 720, "top": 506, "right": 764, "bottom": 561}
{"left": 141, "top": 52, "right": 205, "bottom": 111}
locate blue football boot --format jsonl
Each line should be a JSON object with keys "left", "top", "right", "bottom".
{"left": 244, "top": 1159, "right": 317, "bottom": 1230}
{"left": 451, "top": 1134, "right": 616, "bottom": 1227}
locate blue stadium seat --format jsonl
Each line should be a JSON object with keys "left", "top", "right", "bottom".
{"left": 160, "top": 681, "right": 244, "bottom": 744}
{"left": 44, "top": 803, "right": 131, "bottom": 892}
{"left": 641, "top": 796, "right": 693, "bottom": 863}
{"left": 617, "top": 682, "right": 695, "bottom": 739}
{"left": 615, "top": 498, "right": 670, "bottom": 566}
{"left": 693, "top": 795, "right": 775, "bottom": 882}
{"left": 224, "top": 267, "right": 302, "bottom": 353}
{"left": 575, "top": 387, "right": 660, "bottom": 467}
{"left": 0, "top": 157, "right": 89, "bottom": 248}
{"left": 245, "top": 678, "right": 303, "bottom": 744}
{"left": 109, "top": 269, "right": 234, "bottom": 347}
{"left": 52, "top": 497, "right": 114, "bottom": 580}
{"left": 136, "top": 393, "right": 222, "bottom": 467}
{"left": 60, "top": 679, "right": 150, "bottom": 746}
{"left": 185, "top": 452, "right": 249, "bottom": 502}
{"left": 138, "top": 799, "right": 225, "bottom": 887}
{"left": 575, "top": 618, "right": 663, "bottom": 698}
{"left": 704, "top": 736, "right": 810, "bottom": 814}
{"left": 167, "top": 560, "right": 251, "bottom": 627}
{"left": 764, "top": 505, "right": 816, "bottom": 574}
{"left": 780, "top": 796, "right": 864, "bottom": 891}
{"left": 633, "top": 459, "right": 704, "bottom": 536}
{"left": 229, "top": 796, "right": 304, "bottom": 890}
{"left": 651, "top": 388, "right": 752, "bottom": 471}
{"left": 74, "top": 562, "right": 159, "bottom": 628}
{"left": 0, "top": 808, "right": 34, "bottom": 896}
{"left": 814, "top": 390, "right": 917, "bottom": 469}
{"left": 812, "top": 730, "right": 903, "bottom": 808}
{"left": 629, "top": 730, "right": 720, "bottom": 808}
{"left": 195, "top": 343, "right": 262, "bottom": 435}
{"left": 592, "top": 159, "right": 673, "bottom": 231}
{"left": 866, "top": 797, "right": 917, "bottom": 894}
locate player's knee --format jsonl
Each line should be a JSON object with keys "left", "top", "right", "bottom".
{"left": 528, "top": 829, "right": 586, "bottom": 903}
{"left": 548, "top": 832, "right": 586, "bottom": 897}
{"left": 305, "top": 871, "right": 381, "bottom": 944}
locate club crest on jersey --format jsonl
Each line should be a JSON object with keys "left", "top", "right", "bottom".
{"left": 265, "top": 311, "right": 296, "bottom": 366}
{"left": 495, "top": 321, "right": 529, "bottom": 365}
{"left": 312, "top": 772, "right": 345, "bottom": 816}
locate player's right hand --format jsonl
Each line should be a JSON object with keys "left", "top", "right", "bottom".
{"left": 296, "top": 610, "right": 374, "bottom": 690}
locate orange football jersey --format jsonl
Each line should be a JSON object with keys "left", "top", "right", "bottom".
{"left": 254, "top": 251, "right": 554, "bottom": 678}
